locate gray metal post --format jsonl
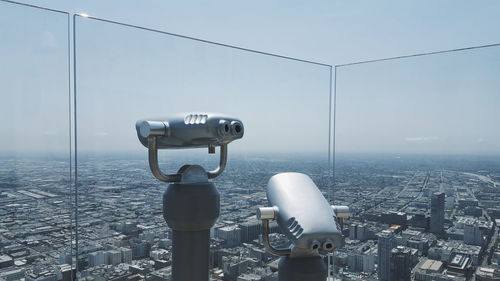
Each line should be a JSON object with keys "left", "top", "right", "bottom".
{"left": 163, "top": 165, "right": 220, "bottom": 281}
{"left": 171, "top": 230, "right": 210, "bottom": 281}
{"left": 278, "top": 256, "right": 327, "bottom": 281}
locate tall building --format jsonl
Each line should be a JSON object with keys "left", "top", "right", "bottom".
{"left": 240, "top": 220, "right": 261, "bottom": 243}
{"left": 216, "top": 225, "right": 241, "bottom": 247}
{"left": 121, "top": 247, "right": 133, "bottom": 263}
{"left": 378, "top": 230, "right": 395, "bottom": 281}
{"left": 347, "top": 242, "right": 376, "bottom": 273}
{"left": 349, "top": 223, "right": 367, "bottom": 241}
{"left": 130, "top": 241, "right": 152, "bottom": 258}
{"left": 464, "top": 222, "right": 483, "bottom": 246}
{"left": 390, "top": 246, "right": 418, "bottom": 281}
{"left": 108, "top": 250, "right": 122, "bottom": 265}
{"left": 349, "top": 223, "right": 357, "bottom": 240}
{"left": 430, "top": 192, "right": 445, "bottom": 235}
{"left": 88, "top": 251, "right": 107, "bottom": 267}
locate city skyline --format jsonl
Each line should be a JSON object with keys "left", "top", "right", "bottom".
{"left": 3, "top": 154, "right": 500, "bottom": 280}
{"left": 2, "top": 1, "right": 500, "bottom": 281}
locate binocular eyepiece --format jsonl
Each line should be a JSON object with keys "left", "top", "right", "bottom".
{"left": 136, "top": 113, "right": 244, "bottom": 150}
{"left": 136, "top": 113, "right": 244, "bottom": 182}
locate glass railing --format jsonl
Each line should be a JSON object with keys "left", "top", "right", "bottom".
{"left": 0, "top": 1, "right": 73, "bottom": 280}
{"left": 0, "top": 2, "right": 333, "bottom": 280}
{"left": 73, "top": 15, "right": 332, "bottom": 280}
{"left": 333, "top": 45, "right": 500, "bottom": 280}
{"left": 4, "top": 1, "right": 499, "bottom": 280}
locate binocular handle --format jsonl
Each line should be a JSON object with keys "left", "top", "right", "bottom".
{"left": 147, "top": 136, "right": 228, "bottom": 183}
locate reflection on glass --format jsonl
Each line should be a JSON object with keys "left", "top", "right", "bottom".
{"left": 334, "top": 47, "right": 500, "bottom": 280}
{"left": 0, "top": 2, "right": 72, "bottom": 280}
{"left": 74, "top": 16, "right": 332, "bottom": 279}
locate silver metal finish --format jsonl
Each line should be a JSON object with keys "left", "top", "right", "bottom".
{"left": 136, "top": 113, "right": 244, "bottom": 149}
{"left": 266, "top": 173, "right": 342, "bottom": 255}
{"left": 138, "top": 120, "right": 170, "bottom": 138}
{"left": 331, "top": 205, "right": 350, "bottom": 219}
{"left": 207, "top": 144, "right": 227, "bottom": 179}
{"left": 262, "top": 219, "right": 292, "bottom": 256}
{"left": 257, "top": 173, "right": 345, "bottom": 261}
{"left": 257, "top": 206, "right": 278, "bottom": 220}
{"left": 147, "top": 137, "right": 228, "bottom": 183}
{"left": 138, "top": 113, "right": 243, "bottom": 183}
{"left": 148, "top": 136, "right": 182, "bottom": 182}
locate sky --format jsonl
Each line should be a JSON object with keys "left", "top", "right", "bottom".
{"left": 1, "top": 0, "right": 500, "bottom": 157}
{"left": 335, "top": 49, "right": 500, "bottom": 155}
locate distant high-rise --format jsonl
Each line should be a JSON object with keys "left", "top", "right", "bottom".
{"left": 464, "top": 222, "right": 483, "bottom": 246}
{"left": 121, "top": 247, "right": 133, "bottom": 264}
{"left": 240, "top": 220, "right": 261, "bottom": 243}
{"left": 390, "top": 246, "right": 418, "bottom": 281}
{"left": 430, "top": 192, "right": 445, "bottom": 235}
{"left": 88, "top": 251, "right": 107, "bottom": 267}
{"left": 107, "top": 250, "right": 122, "bottom": 265}
{"left": 216, "top": 225, "right": 241, "bottom": 247}
{"left": 349, "top": 223, "right": 367, "bottom": 241}
{"left": 377, "top": 230, "right": 395, "bottom": 281}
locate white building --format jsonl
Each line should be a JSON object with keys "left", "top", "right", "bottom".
{"left": 150, "top": 249, "right": 169, "bottom": 261}
{"left": 121, "top": 247, "right": 133, "bottom": 264}
{"left": 108, "top": 250, "right": 122, "bottom": 265}
{"left": 347, "top": 242, "right": 376, "bottom": 273}
{"left": 88, "top": 251, "right": 107, "bottom": 267}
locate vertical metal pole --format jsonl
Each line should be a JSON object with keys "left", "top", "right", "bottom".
{"left": 162, "top": 166, "right": 220, "bottom": 281}
{"left": 278, "top": 256, "right": 327, "bottom": 281}
{"left": 171, "top": 230, "right": 210, "bottom": 281}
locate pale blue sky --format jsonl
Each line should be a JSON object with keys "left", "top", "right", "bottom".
{"left": 336, "top": 48, "right": 500, "bottom": 155}
{"left": 1, "top": 0, "right": 500, "bottom": 156}
{"left": 8, "top": 0, "right": 500, "bottom": 65}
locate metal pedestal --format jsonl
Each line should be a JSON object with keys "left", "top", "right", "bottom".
{"left": 171, "top": 230, "right": 210, "bottom": 281}
{"left": 278, "top": 256, "right": 327, "bottom": 281}
{"left": 163, "top": 166, "right": 220, "bottom": 281}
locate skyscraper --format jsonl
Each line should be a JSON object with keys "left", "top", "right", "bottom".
{"left": 377, "top": 230, "right": 395, "bottom": 281}
{"left": 390, "top": 246, "right": 418, "bottom": 281}
{"left": 430, "top": 192, "right": 445, "bottom": 235}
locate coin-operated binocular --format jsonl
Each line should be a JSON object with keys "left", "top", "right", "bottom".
{"left": 257, "top": 173, "right": 349, "bottom": 281}
{"left": 136, "top": 113, "right": 243, "bottom": 281}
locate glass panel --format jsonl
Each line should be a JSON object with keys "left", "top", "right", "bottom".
{"left": 74, "top": 16, "right": 332, "bottom": 278}
{"left": 0, "top": 1, "right": 72, "bottom": 280}
{"left": 334, "top": 46, "right": 500, "bottom": 279}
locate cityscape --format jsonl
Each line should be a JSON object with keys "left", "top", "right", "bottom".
{"left": 1, "top": 1, "right": 499, "bottom": 281}
{"left": 1, "top": 154, "right": 500, "bottom": 281}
